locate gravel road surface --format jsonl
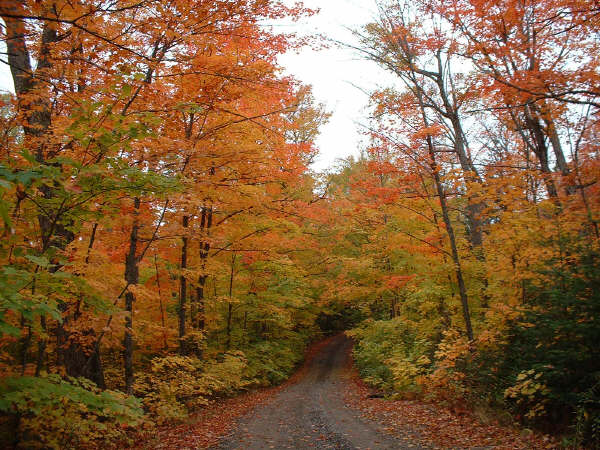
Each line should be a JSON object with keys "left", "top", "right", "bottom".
{"left": 215, "top": 334, "right": 422, "bottom": 449}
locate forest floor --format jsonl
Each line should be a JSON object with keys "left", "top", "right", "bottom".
{"left": 144, "top": 334, "right": 556, "bottom": 449}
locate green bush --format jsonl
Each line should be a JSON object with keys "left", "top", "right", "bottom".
{"left": 0, "top": 332, "right": 313, "bottom": 446}
{"left": 243, "top": 337, "right": 307, "bottom": 385}
{"left": 348, "top": 318, "right": 434, "bottom": 395}
{"left": 134, "top": 332, "right": 310, "bottom": 424}
{"left": 349, "top": 246, "right": 600, "bottom": 446}
{"left": 133, "top": 352, "right": 249, "bottom": 424}
{"left": 499, "top": 247, "right": 600, "bottom": 444}
{"left": 0, "top": 374, "right": 145, "bottom": 449}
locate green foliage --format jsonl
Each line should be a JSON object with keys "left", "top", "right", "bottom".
{"left": 0, "top": 100, "right": 179, "bottom": 340}
{"left": 348, "top": 318, "right": 433, "bottom": 395}
{"left": 133, "top": 353, "right": 250, "bottom": 424}
{"left": 574, "top": 381, "right": 600, "bottom": 448}
{"left": 499, "top": 246, "right": 600, "bottom": 444}
{"left": 132, "top": 331, "right": 310, "bottom": 425}
{"left": 504, "top": 369, "right": 551, "bottom": 420}
{"left": 243, "top": 334, "right": 308, "bottom": 385}
{"left": 0, "top": 253, "right": 119, "bottom": 338}
{"left": 348, "top": 246, "right": 600, "bottom": 448}
{"left": 0, "top": 374, "right": 145, "bottom": 449}
{"left": 0, "top": 163, "right": 44, "bottom": 230}
{"left": 0, "top": 264, "right": 60, "bottom": 337}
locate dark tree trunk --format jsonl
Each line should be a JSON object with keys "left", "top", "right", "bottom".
{"left": 35, "top": 316, "right": 46, "bottom": 376}
{"left": 179, "top": 215, "right": 189, "bottom": 354}
{"left": 123, "top": 197, "right": 140, "bottom": 394}
{"left": 154, "top": 254, "right": 169, "bottom": 350}
{"left": 523, "top": 107, "right": 560, "bottom": 200}
{"left": 226, "top": 254, "right": 236, "bottom": 350}
{"left": 195, "top": 207, "right": 212, "bottom": 332}
{"left": 416, "top": 91, "right": 474, "bottom": 342}
{"left": 61, "top": 329, "right": 106, "bottom": 388}
{"left": 19, "top": 322, "right": 31, "bottom": 375}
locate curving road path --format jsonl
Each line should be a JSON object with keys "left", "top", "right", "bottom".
{"left": 215, "top": 334, "right": 423, "bottom": 450}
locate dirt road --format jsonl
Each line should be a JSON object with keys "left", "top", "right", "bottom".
{"left": 215, "top": 334, "right": 421, "bottom": 449}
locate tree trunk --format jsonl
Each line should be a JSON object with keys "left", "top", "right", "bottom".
{"left": 390, "top": 295, "right": 397, "bottom": 319}
{"left": 35, "top": 316, "right": 46, "bottom": 376}
{"left": 544, "top": 117, "right": 569, "bottom": 176}
{"left": 428, "top": 149, "right": 474, "bottom": 341}
{"left": 154, "top": 254, "right": 169, "bottom": 350}
{"left": 523, "top": 106, "right": 560, "bottom": 200}
{"left": 433, "top": 57, "right": 486, "bottom": 250}
{"left": 123, "top": 197, "right": 140, "bottom": 394}
{"left": 195, "top": 206, "right": 212, "bottom": 331}
{"left": 178, "top": 215, "right": 189, "bottom": 354}
{"left": 1, "top": 10, "right": 104, "bottom": 382}
{"left": 416, "top": 92, "right": 474, "bottom": 342}
{"left": 226, "top": 254, "right": 236, "bottom": 350}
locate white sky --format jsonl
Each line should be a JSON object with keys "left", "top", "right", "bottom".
{"left": 0, "top": 0, "right": 394, "bottom": 172}
{"left": 0, "top": 44, "right": 12, "bottom": 94}
{"left": 277, "top": 0, "right": 396, "bottom": 171}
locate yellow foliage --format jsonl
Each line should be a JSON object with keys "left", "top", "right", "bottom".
{"left": 504, "top": 370, "right": 551, "bottom": 420}
{"left": 133, "top": 353, "right": 249, "bottom": 424}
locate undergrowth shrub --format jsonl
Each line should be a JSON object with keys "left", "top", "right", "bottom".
{"left": 133, "top": 352, "right": 249, "bottom": 424}
{"left": 424, "top": 328, "right": 472, "bottom": 405}
{"left": 243, "top": 334, "right": 308, "bottom": 385}
{"left": 350, "top": 245, "right": 600, "bottom": 447}
{"left": 134, "top": 332, "right": 310, "bottom": 424}
{"left": 347, "top": 318, "right": 434, "bottom": 396}
{"left": 498, "top": 247, "right": 600, "bottom": 445}
{"left": 0, "top": 332, "right": 313, "bottom": 446}
{"left": 0, "top": 374, "right": 145, "bottom": 449}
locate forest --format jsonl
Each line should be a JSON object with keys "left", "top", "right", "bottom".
{"left": 0, "top": 0, "right": 599, "bottom": 448}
